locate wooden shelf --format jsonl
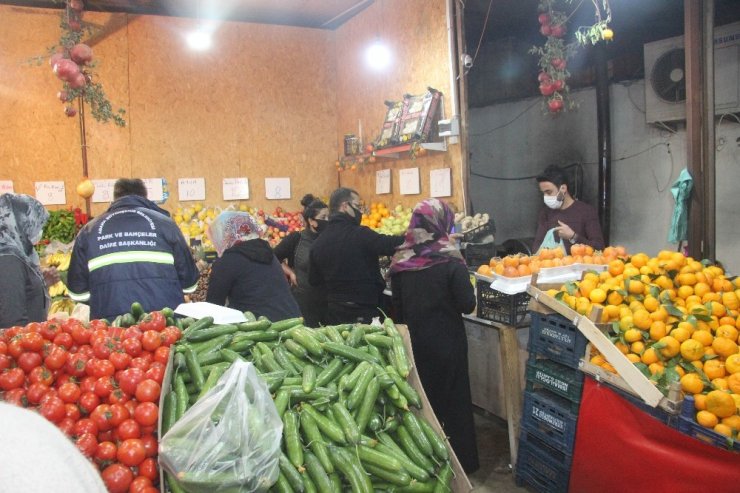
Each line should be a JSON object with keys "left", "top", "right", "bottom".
{"left": 371, "top": 140, "right": 448, "bottom": 159}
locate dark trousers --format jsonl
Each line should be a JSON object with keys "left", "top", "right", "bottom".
{"left": 325, "top": 301, "right": 380, "bottom": 325}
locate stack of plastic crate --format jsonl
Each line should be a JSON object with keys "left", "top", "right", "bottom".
{"left": 515, "top": 311, "right": 588, "bottom": 493}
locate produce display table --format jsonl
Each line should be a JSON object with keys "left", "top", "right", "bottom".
{"left": 570, "top": 377, "right": 740, "bottom": 493}
{"left": 463, "top": 314, "right": 529, "bottom": 469}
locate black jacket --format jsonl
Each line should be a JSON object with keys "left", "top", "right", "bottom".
{"left": 207, "top": 239, "right": 301, "bottom": 321}
{"left": 309, "top": 213, "right": 403, "bottom": 305}
{"left": 67, "top": 195, "right": 199, "bottom": 320}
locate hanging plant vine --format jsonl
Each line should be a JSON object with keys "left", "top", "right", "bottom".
{"left": 529, "top": 0, "right": 613, "bottom": 115}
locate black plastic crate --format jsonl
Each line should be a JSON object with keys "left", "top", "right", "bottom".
{"left": 464, "top": 242, "right": 496, "bottom": 270}
{"left": 519, "top": 425, "right": 574, "bottom": 470}
{"left": 677, "top": 395, "right": 740, "bottom": 451}
{"left": 528, "top": 311, "right": 588, "bottom": 369}
{"left": 462, "top": 222, "right": 494, "bottom": 243}
{"left": 522, "top": 389, "right": 579, "bottom": 453}
{"left": 515, "top": 438, "right": 570, "bottom": 493}
{"left": 525, "top": 357, "right": 584, "bottom": 410}
{"left": 476, "top": 280, "right": 529, "bottom": 327}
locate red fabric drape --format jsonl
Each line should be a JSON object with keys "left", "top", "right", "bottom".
{"left": 569, "top": 377, "right": 740, "bottom": 493}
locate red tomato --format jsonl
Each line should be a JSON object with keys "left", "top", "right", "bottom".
{"left": 129, "top": 476, "right": 153, "bottom": 493}
{"left": 123, "top": 400, "right": 137, "bottom": 416}
{"left": 0, "top": 340, "right": 7, "bottom": 354}
{"left": 140, "top": 434, "right": 157, "bottom": 457}
{"left": 70, "top": 323, "right": 92, "bottom": 345}
{"left": 95, "top": 359, "right": 116, "bottom": 378}
{"left": 79, "top": 392, "right": 101, "bottom": 414}
{"left": 3, "top": 387, "right": 27, "bottom": 406}
{"left": 0, "top": 354, "right": 12, "bottom": 371}
{"left": 39, "top": 396, "right": 66, "bottom": 423}
{"left": 80, "top": 375, "right": 97, "bottom": 394}
{"left": 65, "top": 403, "right": 81, "bottom": 421}
{"left": 52, "top": 331, "right": 74, "bottom": 350}
{"left": 117, "top": 438, "right": 146, "bottom": 467}
{"left": 44, "top": 345, "right": 68, "bottom": 370}
{"left": 133, "top": 401, "right": 159, "bottom": 427}
{"left": 89, "top": 318, "right": 110, "bottom": 331}
{"left": 137, "top": 457, "right": 158, "bottom": 481}
{"left": 16, "top": 352, "right": 42, "bottom": 373}
{"left": 122, "top": 326, "right": 143, "bottom": 341}
{"left": 40, "top": 321, "right": 62, "bottom": 341}
{"left": 57, "top": 416, "right": 76, "bottom": 437}
{"left": 21, "top": 332, "right": 44, "bottom": 352}
{"left": 95, "top": 440, "right": 117, "bottom": 463}
{"left": 108, "top": 388, "right": 130, "bottom": 405}
{"left": 118, "top": 368, "right": 145, "bottom": 396}
{"left": 58, "top": 382, "right": 82, "bottom": 404}
{"left": 109, "top": 351, "right": 131, "bottom": 371}
{"left": 65, "top": 353, "right": 88, "bottom": 378}
{"left": 90, "top": 404, "right": 114, "bottom": 431}
{"left": 116, "top": 418, "right": 141, "bottom": 440}
{"left": 39, "top": 388, "right": 58, "bottom": 404}
{"left": 74, "top": 417, "right": 99, "bottom": 437}
{"left": 26, "top": 382, "right": 52, "bottom": 405}
{"left": 141, "top": 331, "right": 163, "bottom": 352}
{"left": 140, "top": 487, "right": 159, "bottom": 493}
{"left": 161, "top": 327, "right": 181, "bottom": 346}
{"left": 27, "top": 366, "right": 53, "bottom": 386}
{"left": 145, "top": 362, "right": 165, "bottom": 385}
{"left": 139, "top": 425, "right": 156, "bottom": 436}
{"left": 109, "top": 403, "right": 130, "bottom": 427}
{"left": 25, "top": 322, "right": 43, "bottom": 333}
{"left": 153, "top": 346, "right": 170, "bottom": 365}
{"left": 0, "top": 368, "right": 26, "bottom": 391}
{"left": 94, "top": 376, "right": 115, "bottom": 399}
{"left": 92, "top": 340, "right": 113, "bottom": 360}
{"left": 101, "top": 463, "right": 133, "bottom": 493}
{"left": 134, "top": 379, "right": 160, "bottom": 403}
{"left": 122, "top": 338, "right": 143, "bottom": 357}
{"left": 97, "top": 430, "right": 114, "bottom": 443}
{"left": 140, "top": 312, "right": 165, "bottom": 332}
{"left": 75, "top": 432, "right": 98, "bottom": 458}
{"left": 7, "top": 339, "right": 24, "bottom": 359}
{"left": 77, "top": 344, "right": 94, "bottom": 360}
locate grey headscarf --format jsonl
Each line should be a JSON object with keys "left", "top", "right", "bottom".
{"left": 0, "top": 194, "right": 50, "bottom": 307}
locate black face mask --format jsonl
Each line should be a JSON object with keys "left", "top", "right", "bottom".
{"left": 314, "top": 219, "right": 328, "bottom": 233}
{"left": 348, "top": 204, "right": 362, "bottom": 225}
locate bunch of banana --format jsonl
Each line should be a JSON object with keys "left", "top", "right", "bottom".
{"left": 45, "top": 252, "right": 72, "bottom": 271}
{"left": 48, "top": 281, "right": 68, "bottom": 297}
{"left": 49, "top": 298, "right": 75, "bottom": 315}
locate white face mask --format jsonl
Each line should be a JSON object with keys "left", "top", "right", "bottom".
{"left": 543, "top": 194, "right": 563, "bottom": 209}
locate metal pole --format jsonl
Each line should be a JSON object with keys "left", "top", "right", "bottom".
{"left": 703, "top": 0, "right": 715, "bottom": 261}
{"left": 77, "top": 96, "right": 91, "bottom": 217}
{"left": 595, "top": 43, "right": 611, "bottom": 246}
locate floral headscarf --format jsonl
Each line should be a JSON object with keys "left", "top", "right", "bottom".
{"left": 388, "top": 198, "right": 465, "bottom": 275}
{"left": 208, "top": 211, "right": 264, "bottom": 257}
{"left": 0, "top": 193, "right": 49, "bottom": 269}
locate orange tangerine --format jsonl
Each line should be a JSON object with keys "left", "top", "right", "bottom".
{"left": 725, "top": 353, "right": 740, "bottom": 375}
{"left": 694, "top": 393, "right": 707, "bottom": 411}
{"left": 711, "top": 378, "right": 729, "bottom": 391}
{"left": 649, "top": 321, "right": 667, "bottom": 341}
{"left": 649, "top": 362, "right": 665, "bottom": 375}
{"left": 722, "top": 414, "right": 740, "bottom": 432}
{"left": 670, "top": 326, "right": 691, "bottom": 343}
{"left": 627, "top": 279, "right": 645, "bottom": 295}
{"left": 657, "top": 336, "right": 680, "bottom": 358}
{"left": 632, "top": 309, "right": 652, "bottom": 330}
{"left": 477, "top": 264, "right": 493, "bottom": 276}
{"left": 727, "top": 373, "right": 740, "bottom": 394}
{"left": 626, "top": 353, "right": 641, "bottom": 363}
{"left": 630, "top": 253, "right": 649, "bottom": 268}
{"left": 589, "top": 288, "right": 607, "bottom": 304}
{"left": 704, "top": 359, "right": 726, "bottom": 380}
{"left": 706, "top": 390, "right": 736, "bottom": 418}
{"left": 624, "top": 329, "right": 644, "bottom": 343}
{"left": 696, "top": 410, "right": 719, "bottom": 428}
{"left": 712, "top": 337, "right": 739, "bottom": 359}
{"left": 641, "top": 347, "right": 659, "bottom": 365}
{"left": 680, "top": 372, "right": 705, "bottom": 394}
{"left": 691, "top": 330, "right": 714, "bottom": 347}
{"left": 714, "top": 423, "right": 733, "bottom": 437}
{"left": 680, "top": 339, "right": 705, "bottom": 361}
{"left": 715, "top": 325, "right": 738, "bottom": 343}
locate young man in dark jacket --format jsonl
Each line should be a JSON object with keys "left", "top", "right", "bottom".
{"left": 309, "top": 187, "right": 404, "bottom": 324}
{"left": 67, "top": 178, "right": 199, "bottom": 320}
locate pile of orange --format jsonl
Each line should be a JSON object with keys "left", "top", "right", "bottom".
{"left": 476, "top": 244, "right": 628, "bottom": 278}
{"left": 360, "top": 202, "right": 391, "bottom": 229}
{"left": 549, "top": 250, "right": 740, "bottom": 437}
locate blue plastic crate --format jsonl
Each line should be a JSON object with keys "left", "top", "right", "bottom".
{"left": 515, "top": 439, "right": 570, "bottom": 493}
{"left": 528, "top": 311, "right": 588, "bottom": 369}
{"left": 608, "top": 382, "right": 679, "bottom": 428}
{"left": 519, "top": 426, "right": 574, "bottom": 470}
{"left": 522, "top": 389, "right": 579, "bottom": 453}
{"left": 677, "top": 395, "right": 740, "bottom": 451}
{"left": 525, "top": 357, "right": 584, "bottom": 409}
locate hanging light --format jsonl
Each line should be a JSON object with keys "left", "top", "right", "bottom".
{"left": 187, "top": 28, "right": 212, "bottom": 51}
{"left": 365, "top": 39, "right": 391, "bottom": 71}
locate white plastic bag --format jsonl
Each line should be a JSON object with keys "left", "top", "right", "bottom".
{"left": 159, "top": 360, "right": 283, "bottom": 493}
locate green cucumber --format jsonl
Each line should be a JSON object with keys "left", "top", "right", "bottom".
{"left": 386, "top": 366, "right": 422, "bottom": 408}
{"left": 330, "top": 402, "right": 361, "bottom": 445}
{"left": 322, "top": 342, "right": 379, "bottom": 364}
{"left": 161, "top": 390, "right": 177, "bottom": 435}
{"left": 390, "top": 336, "right": 411, "bottom": 378}
{"left": 304, "top": 450, "right": 334, "bottom": 493}
{"left": 363, "top": 463, "right": 412, "bottom": 487}
{"left": 283, "top": 410, "right": 303, "bottom": 468}
{"left": 363, "top": 333, "right": 393, "bottom": 348}
{"left": 273, "top": 472, "right": 295, "bottom": 493}
{"left": 402, "top": 411, "right": 433, "bottom": 457}
{"left": 278, "top": 452, "right": 305, "bottom": 492}
{"left": 347, "top": 364, "right": 374, "bottom": 410}
{"left": 327, "top": 446, "right": 373, "bottom": 493}
{"left": 418, "top": 416, "right": 449, "bottom": 461}
{"left": 284, "top": 339, "right": 309, "bottom": 360}
{"left": 301, "top": 403, "right": 346, "bottom": 444}
{"left": 397, "top": 425, "right": 435, "bottom": 472}
{"left": 174, "top": 374, "right": 189, "bottom": 421}
{"left": 355, "top": 378, "right": 380, "bottom": 434}
{"left": 182, "top": 346, "right": 205, "bottom": 392}
{"left": 237, "top": 319, "right": 271, "bottom": 331}
{"left": 181, "top": 316, "right": 214, "bottom": 337}
{"left": 130, "top": 302, "right": 144, "bottom": 320}
{"left": 270, "top": 317, "right": 304, "bottom": 332}
{"left": 302, "top": 364, "right": 317, "bottom": 393}
{"left": 315, "top": 359, "right": 345, "bottom": 387}
{"left": 433, "top": 462, "right": 453, "bottom": 493}
{"left": 243, "top": 310, "right": 257, "bottom": 322}
{"left": 197, "top": 364, "right": 227, "bottom": 400}
{"left": 345, "top": 325, "right": 365, "bottom": 347}
{"left": 300, "top": 411, "right": 334, "bottom": 474}
{"left": 291, "top": 328, "right": 324, "bottom": 357}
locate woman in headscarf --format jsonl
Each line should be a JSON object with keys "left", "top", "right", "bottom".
{"left": 273, "top": 194, "right": 329, "bottom": 327}
{"left": 0, "top": 194, "right": 50, "bottom": 328}
{"left": 206, "top": 211, "right": 300, "bottom": 321}
{"left": 388, "top": 198, "right": 479, "bottom": 473}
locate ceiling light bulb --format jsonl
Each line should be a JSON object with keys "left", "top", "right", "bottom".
{"left": 366, "top": 41, "right": 391, "bottom": 70}
{"left": 187, "top": 29, "right": 212, "bottom": 51}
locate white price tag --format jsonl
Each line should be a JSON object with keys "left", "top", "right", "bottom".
{"left": 376, "top": 169, "right": 391, "bottom": 195}
{"left": 265, "top": 178, "right": 291, "bottom": 200}
{"left": 91, "top": 179, "right": 116, "bottom": 203}
{"left": 430, "top": 168, "right": 452, "bottom": 198}
{"left": 34, "top": 181, "right": 66, "bottom": 205}
{"left": 223, "top": 178, "right": 250, "bottom": 201}
{"left": 399, "top": 168, "right": 420, "bottom": 195}
{"left": 178, "top": 178, "right": 206, "bottom": 202}
{"left": 142, "top": 178, "right": 165, "bottom": 202}
{"left": 0, "top": 180, "right": 14, "bottom": 194}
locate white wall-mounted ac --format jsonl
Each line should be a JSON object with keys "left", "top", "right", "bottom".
{"left": 644, "top": 21, "right": 740, "bottom": 124}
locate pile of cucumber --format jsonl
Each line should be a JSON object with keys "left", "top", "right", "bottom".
{"left": 161, "top": 314, "right": 455, "bottom": 493}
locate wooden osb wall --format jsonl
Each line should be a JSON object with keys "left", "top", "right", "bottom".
{"left": 0, "top": 7, "right": 338, "bottom": 216}
{"left": 333, "top": 0, "right": 464, "bottom": 211}
{"left": 0, "top": 2, "right": 462, "bottom": 215}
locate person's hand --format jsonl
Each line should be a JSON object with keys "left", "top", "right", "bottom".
{"left": 555, "top": 221, "right": 575, "bottom": 242}
{"left": 42, "top": 267, "right": 60, "bottom": 288}
{"left": 281, "top": 263, "right": 297, "bottom": 287}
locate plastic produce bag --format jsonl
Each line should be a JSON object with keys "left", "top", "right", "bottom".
{"left": 536, "top": 227, "right": 566, "bottom": 254}
{"left": 159, "top": 360, "right": 283, "bottom": 493}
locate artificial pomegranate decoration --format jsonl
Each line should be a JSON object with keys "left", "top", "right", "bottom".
{"left": 64, "top": 106, "right": 77, "bottom": 117}
{"left": 70, "top": 43, "right": 93, "bottom": 65}
{"left": 76, "top": 178, "right": 95, "bottom": 199}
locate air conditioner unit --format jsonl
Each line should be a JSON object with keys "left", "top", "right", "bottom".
{"left": 644, "top": 21, "right": 740, "bottom": 124}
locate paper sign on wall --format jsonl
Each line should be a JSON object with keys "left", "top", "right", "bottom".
{"left": 265, "top": 178, "right": 291, "bottom": 200}
{"left": 142, "top": 178, "right": 165, "bottom": 202}
{"left": 376, "top": 169, "right": 391, "bottom": 195}
{"left": 92, "top": 179, "right": 116, "bottom": 203}
{"left": 399, "top": 168, "right": 420, "bottom": 195}
{"left": 35, "top": 181, "right": 66, "bottom": 205}
{"left": 223, "top": 178, "right": 250, "bottom": 201}
{"left": 430, "top": 168, "right": 452, "bottom": 198}
{"left": 0, "top": 181, "right": 13, "bottom": 194}
{"left": 178, "top": 178, "right": 206, "bottom": 202}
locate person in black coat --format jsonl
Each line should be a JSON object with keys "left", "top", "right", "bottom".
{"left": 309, "top": 187, "right": 404, "bottom": 324}
{"left": 388, "top": 198, "right": 479, "bottom": 474}
{"left": 206, "top": 211, "right": 300, "bottom": 322}
{"left": 273, "top": 194, "right": 329, "bottom": 327}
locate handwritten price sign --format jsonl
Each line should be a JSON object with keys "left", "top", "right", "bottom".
{"left": 430, "top": 168, "right": 451, "bottom": 198}
{"left": 265, "top": 178, "right": 291, "bottom": 200}
{"left": 178, "top": 178, "right": 206, "bottom": 202}
{"left": 142, "top": 178, "right": 165, "bottom": 202}
{"left": 92, "top": 179, "right": 116, "bottom": 203}
{"left": 376, "top": 169, "right": 391, "bottom": 195}
{"left": 399, "top": 168, "right": 420, "bottom": 195}
{"left": 0, "top": 181, "right": 13, "bottom": 194}
{"left": 223, "top": 178, "right": 250, "bottom": 200}
{"left": 35, "top": 181, "right": 66, "bottom": 205}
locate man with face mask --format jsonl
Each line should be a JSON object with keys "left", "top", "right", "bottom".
{"left": 532, "top": 165, "right": 605, "bottom": 254}
{"left": 309, "top": 187, "right": 404, "bottom": 324}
